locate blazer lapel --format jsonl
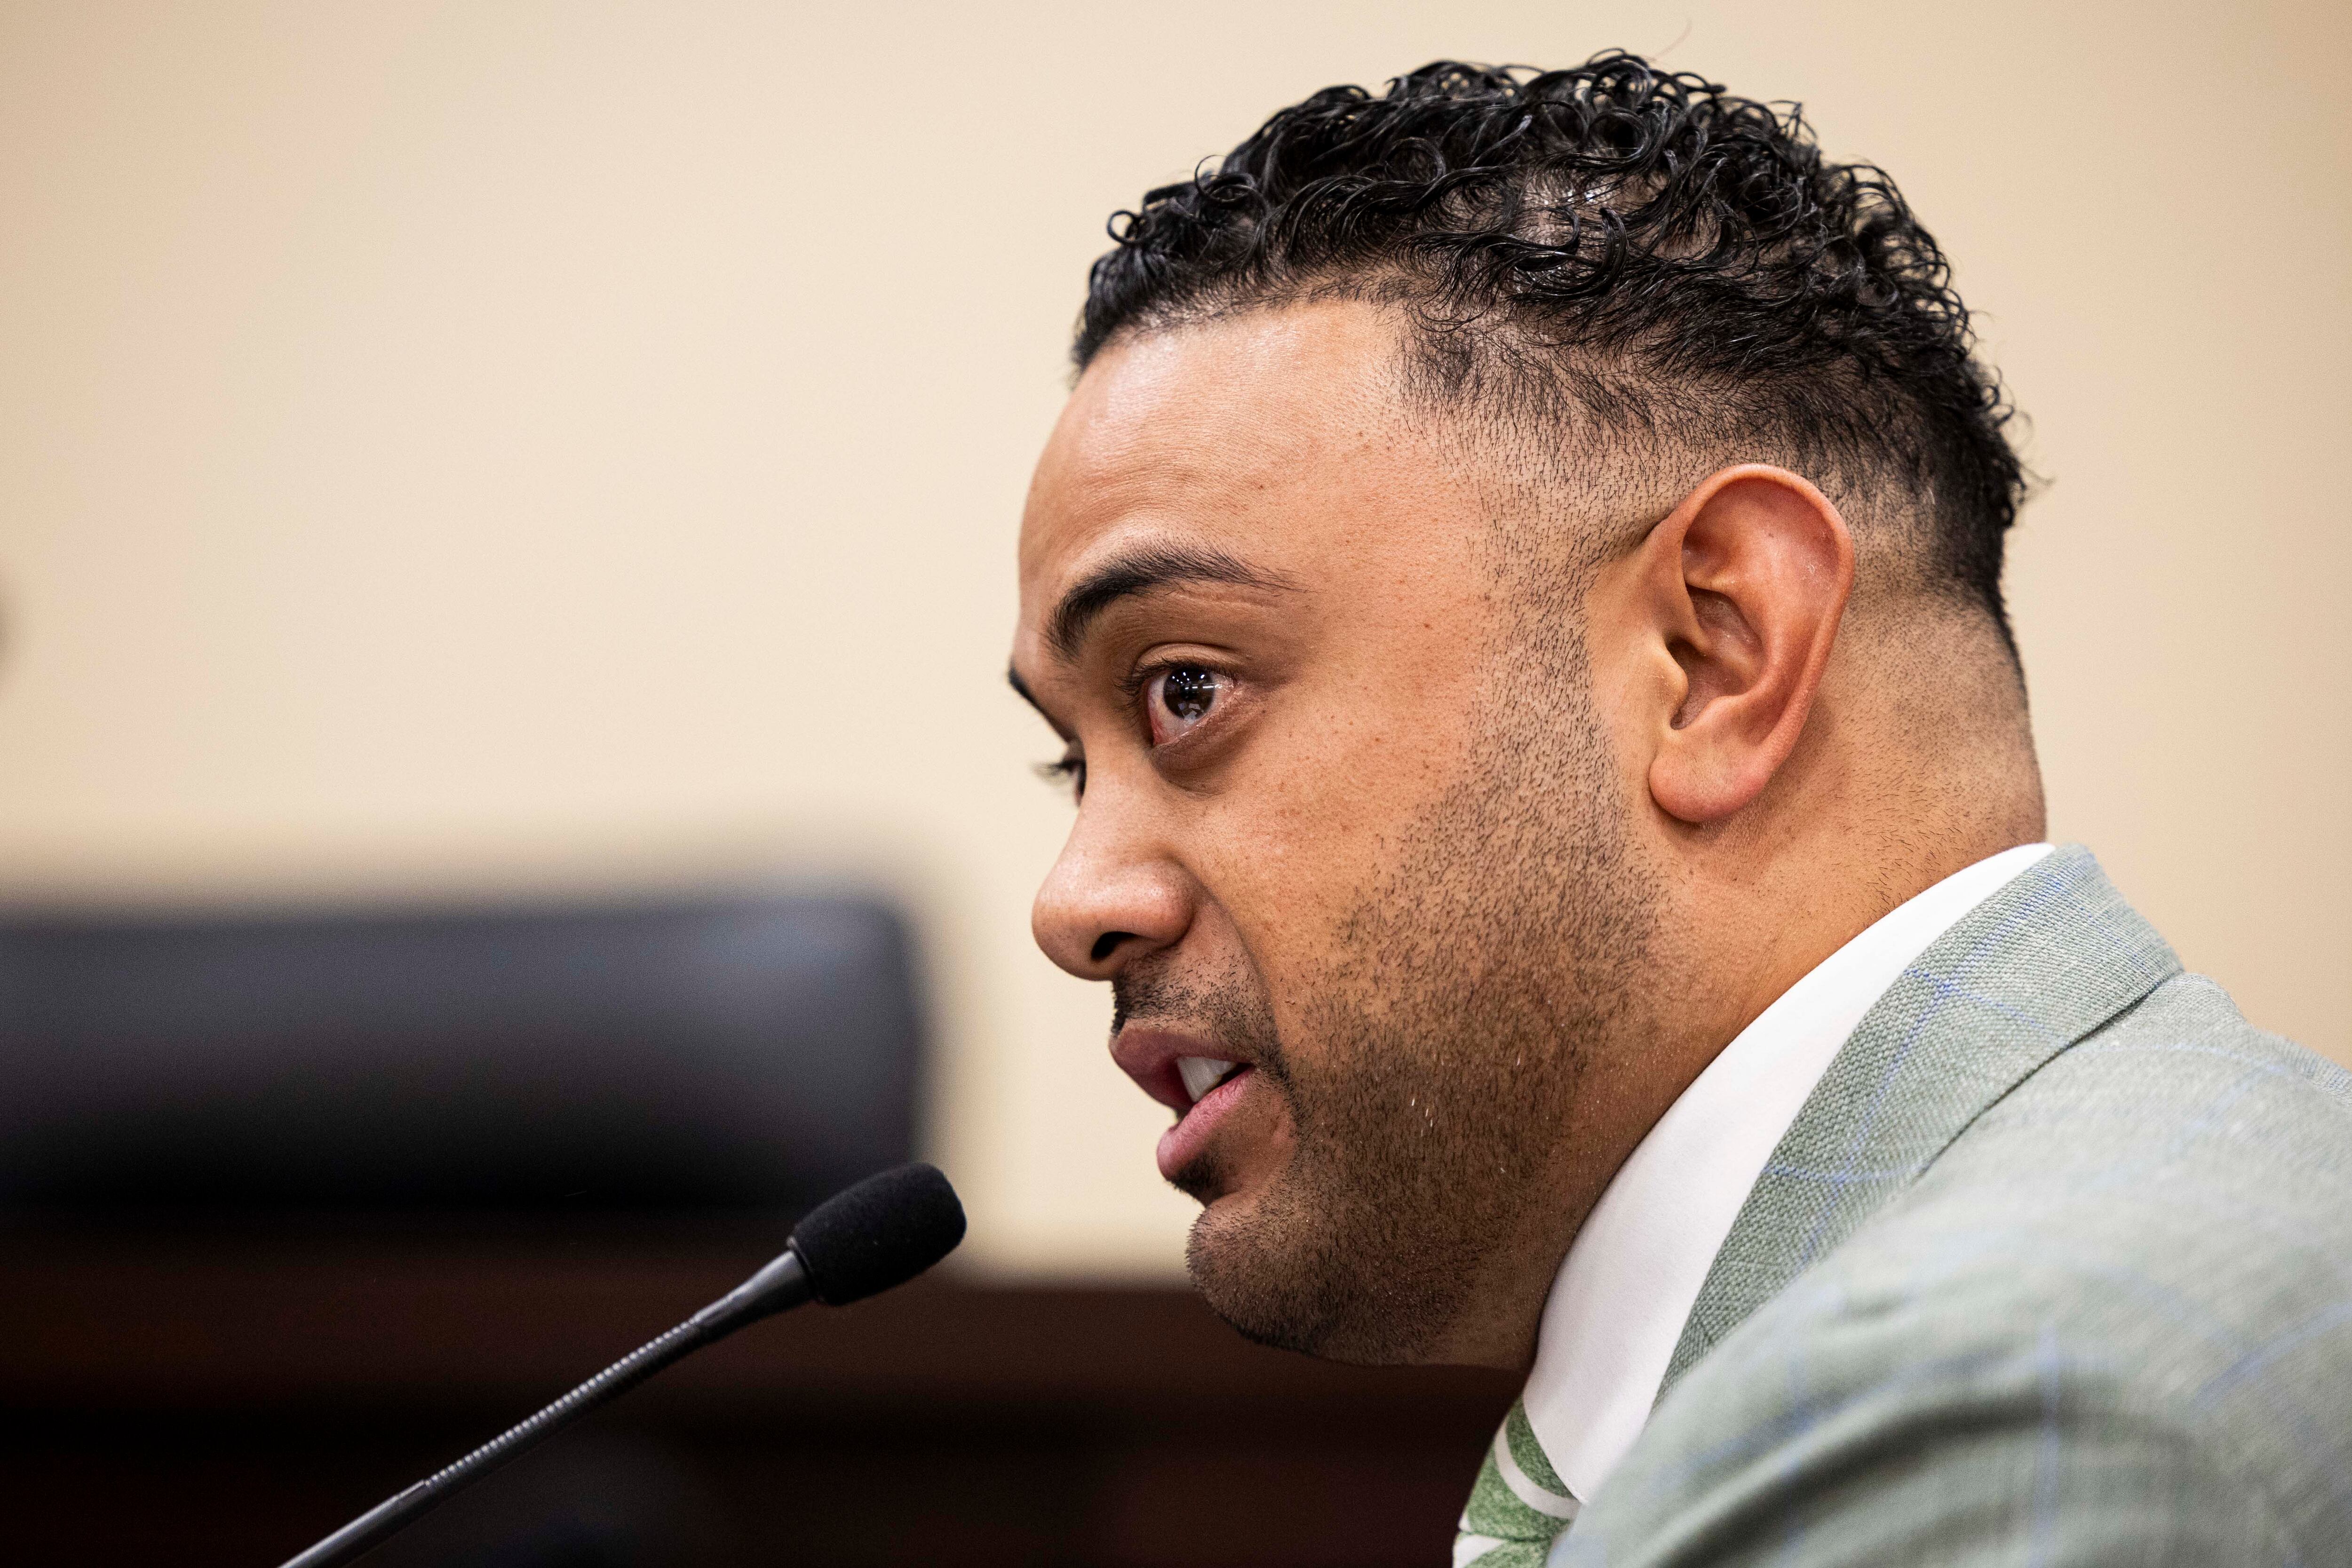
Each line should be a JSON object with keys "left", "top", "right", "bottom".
{"left": 1657, "top": 844, "right": 2182, "bottom": 1396}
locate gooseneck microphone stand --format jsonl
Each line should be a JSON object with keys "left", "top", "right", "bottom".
{"left": 275, "top": 1163, "right": 965, "bottom": 1568}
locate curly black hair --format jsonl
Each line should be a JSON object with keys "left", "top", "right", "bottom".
{"left": 1078, "top": 54, "right": 2027, "bottom": 647}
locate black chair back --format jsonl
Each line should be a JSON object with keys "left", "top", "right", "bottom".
{"left": 0, "top": 893, "right": 923, "bottom": 1215}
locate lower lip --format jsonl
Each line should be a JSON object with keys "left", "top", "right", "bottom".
{"left": 1156, "top": 1065, "right": 1256, "bottom": 1179}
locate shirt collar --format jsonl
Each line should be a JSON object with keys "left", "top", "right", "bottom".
{"left": 1519, "top": 842, "right": 2055, "bottom": 1501}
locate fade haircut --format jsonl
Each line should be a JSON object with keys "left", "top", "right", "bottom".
{"left": 1077, "top": 54, "right": 2028, "bottom": 650}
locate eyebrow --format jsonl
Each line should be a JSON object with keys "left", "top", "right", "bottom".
{"left": 1042, "top": 542, "right": 1294, "bottom": 663}
{"left": 1006, "top": 664, "right": 1054, "bottom": 725}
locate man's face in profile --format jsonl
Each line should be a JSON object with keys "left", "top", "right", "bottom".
{"left": 1012, "top": 300, "right": 1659, "bottom": 1365}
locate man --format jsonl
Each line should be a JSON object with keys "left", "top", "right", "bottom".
{"left": 1007, "top": 54, "right": 2352, "bottom": 1567}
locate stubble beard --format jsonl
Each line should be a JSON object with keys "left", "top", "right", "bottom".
{"left": 1130, "top": 639, "right": 1659, "bottom": 1365}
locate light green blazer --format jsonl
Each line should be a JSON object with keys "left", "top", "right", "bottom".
{"left": 1555, "top": 845, "right": 2352, "bottom": 1566}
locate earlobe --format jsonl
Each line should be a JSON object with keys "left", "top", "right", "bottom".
{"left": 1642, "top": 466, "right": 1855, "bottom": 825}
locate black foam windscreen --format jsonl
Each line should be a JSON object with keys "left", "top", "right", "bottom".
{"left": 787, "top": 1162, "right": 965, "bottom": 1305}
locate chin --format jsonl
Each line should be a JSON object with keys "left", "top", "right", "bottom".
{"left": 1181, "top": 1170, "right": 1440, "bottom": 1366}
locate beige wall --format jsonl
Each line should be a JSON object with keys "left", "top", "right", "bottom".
{"left": 1, "top": 1, "right": 2344, "bottom": 1278}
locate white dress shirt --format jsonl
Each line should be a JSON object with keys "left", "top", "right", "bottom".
{"left": 1521, "top": 842, "right": 2055, "bottom": 1503}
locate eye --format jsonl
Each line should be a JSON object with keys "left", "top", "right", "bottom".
{"left": 1036, "top": 751, "right": 1086, "bottom": 802}
{"left": 1145, "top": 664, "right": 1228, "bottom": 746}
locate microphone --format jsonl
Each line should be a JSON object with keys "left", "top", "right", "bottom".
{"left": 277, "top": 1163, "right": 965, "bottom": 1568}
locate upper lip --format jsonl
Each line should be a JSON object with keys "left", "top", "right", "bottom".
{"left": 1112, "top": 1025, "right": 1254, "bottom": 1114}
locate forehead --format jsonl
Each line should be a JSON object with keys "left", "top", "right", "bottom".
{"left": 1016, "top": 302, "right": 1452, "bottom": 632}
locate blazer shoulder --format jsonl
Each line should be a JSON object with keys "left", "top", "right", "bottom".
{"left": 2032, "top": 966, "right": 2352, "bottom": 1113}
{"left": 1570, "top": 1218, "right": 2320, "bottom": 1567}
{"left": 1583, "top": 974, "right": 2352, "bottom": 1567}
{"left": 1941, "top": 967, "right": 2352, "bottom": 1236}
{"left": 1881, "top": 971, "right": 2352, "bottom": 1553}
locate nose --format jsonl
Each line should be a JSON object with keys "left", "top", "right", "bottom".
{"left": 1032, "top": 799, "right": 1193, "bottom": 982}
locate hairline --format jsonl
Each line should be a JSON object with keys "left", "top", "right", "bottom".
{"left": 1087, "top": 287, "right": 2009, "bottom": 662}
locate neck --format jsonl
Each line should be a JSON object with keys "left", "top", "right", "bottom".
{"left": 1428, "top": 641, "right": 2043, "bottom": 1372}
{"left": 1669, "top": 745, "right": 2043, "bottom": 1098}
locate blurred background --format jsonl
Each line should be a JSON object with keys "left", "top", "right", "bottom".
{"left": 1, "top": 1, "right": 2344, "bottom": 1564}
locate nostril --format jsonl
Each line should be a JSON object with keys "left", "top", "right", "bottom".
{"left": 1090, "top": 931, "right": 1132, "bottom": 964}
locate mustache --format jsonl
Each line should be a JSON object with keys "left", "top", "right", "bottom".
{"left": 1111, "top": 951, "right": 1224, "bottom": 1035}
{"left": 1109, "top": 965, "right": 1173, "bottom": 1036}
{"left": 1111, "top": 959, "right": 1286, "bottom": 1075}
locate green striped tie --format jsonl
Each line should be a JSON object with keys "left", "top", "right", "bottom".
{"left": 1454, "top": 1398, "right": 1581, "bottom": 1567}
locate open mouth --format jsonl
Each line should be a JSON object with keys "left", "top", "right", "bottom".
{"left": 1176, "top": 1053, "right": 1251, "bottom": 1105}
{"left": 1176, "top": 1055, "right": 1248, "bottom": 1106}
{"left": 1112, "top": 1030, "right": 1265, "bottom": 1182}
{"left": 1156, "top": 1055, "right": 1257, "bottom": 1181}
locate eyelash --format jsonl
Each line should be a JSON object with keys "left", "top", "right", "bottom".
{"left": 1113, "top": 662, "right": 1163, "bottom": 705}
{"left": 1036, "top": 754, "right": 1086, "bottom": 801}
{"left": 1033, "top": 659, "right": 1232, "bottom": 804}
{"left": 1119, "top": 657, "right": 1231, "bottom": 704}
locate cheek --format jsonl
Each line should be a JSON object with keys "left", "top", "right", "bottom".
{"left": 1197, "top": 709, "right": 1474, "bottom": 1008}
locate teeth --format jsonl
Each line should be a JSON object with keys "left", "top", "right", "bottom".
{"left": 1176, "top": 1056, "right": 1240, "bottom": 1105}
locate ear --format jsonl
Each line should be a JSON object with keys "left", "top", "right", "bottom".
{"left": 1635, "top": 465, "right": 1855, "bottom": 825}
